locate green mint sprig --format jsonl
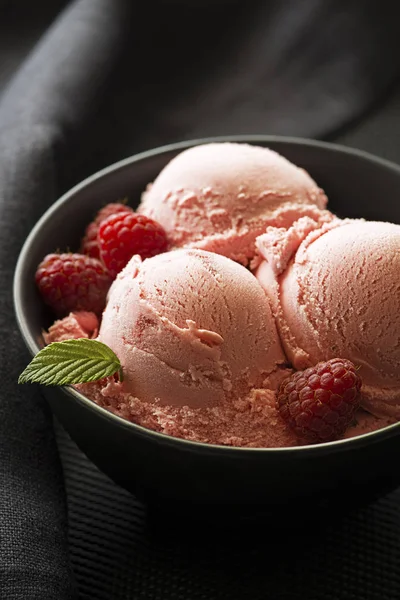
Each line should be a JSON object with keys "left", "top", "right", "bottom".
{"left": 18, "top": 338, "right": 123, "bottom": 386}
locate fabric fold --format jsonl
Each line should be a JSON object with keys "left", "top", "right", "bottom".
{"left": 0, "top": 1, "right": 131, "bottom": 598}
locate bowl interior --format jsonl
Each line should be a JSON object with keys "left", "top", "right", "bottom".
{"left": 14, "top": 136, "right": 400, "bottom": 444}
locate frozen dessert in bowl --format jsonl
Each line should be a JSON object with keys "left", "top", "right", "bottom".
{"left": 76, "top": 248, "right": 300, "bottom": 448}
{"left": 139, "top": 142, "right": 332, "bottom": 265}
{"left": 29, "top": 142, "right": 396, "bottom": 446}
{"left": 256, "top": 219, "right": 400, "bottom": 421}
{"left": 13, "top": 137, "right": 400, "bottom": 517}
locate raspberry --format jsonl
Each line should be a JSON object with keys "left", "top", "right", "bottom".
{"left": 98, "top": 212, "right": 168, "bottom": 278}
{"left": 81, "top": 202, "right": 133, "bottom": 259}
{"left": 81, "top": 222, "right": 100, "bottom": 259}
{"left": 277, "top": 358, "right": 362, "bottom": 443}
{"left": 36, "top": 253, "right": 112, "bottom": 317}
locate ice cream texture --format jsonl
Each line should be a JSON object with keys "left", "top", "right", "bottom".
{"left": 139, "top": 143, "right": 331, "bottom": 265}
{"left": 98, "top": 249, "right": 288, "bottom": 409}
{"left": 256, "top": 220, "right": 400, "bottom": 420}
{"left": 43, "top": 311, "right": 99, "bottom": 344}
{"left": 76, "top": 378, "right": 392, "bottom": 447}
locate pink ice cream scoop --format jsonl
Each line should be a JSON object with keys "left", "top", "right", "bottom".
{"left": 98, "top": 249, "right": 288, "bottom": 408}
{"left": 256, "top": 220, "right": 400, "bottom": 419}
{"left": 139, "top": 143, "right": 330, "bottom": 265}
{"left": 43, "top": 311, "right": 99, "bottom": 344}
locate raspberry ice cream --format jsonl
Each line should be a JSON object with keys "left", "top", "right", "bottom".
{"left": 98, "top": 249, "right": 288, "bottom": 409}
{"left": 256, "top": 220, "right": 400, "bottom": 420}
{"left": 139, "top": 143, "right": 332, "bottom": 265}
{"left": 43, "top": 311, "right": 99, "bottom": 344}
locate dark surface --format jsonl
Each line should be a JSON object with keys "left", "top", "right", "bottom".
{"left": 2, "top": 0, "right": 400, "bottom": 599}
{"left": 60, "top": 417, "right": 400, "bottom": 600}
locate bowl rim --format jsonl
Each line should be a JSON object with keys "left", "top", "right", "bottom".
{"left": 13, "top": 134, "right": 400, "bottom": 456}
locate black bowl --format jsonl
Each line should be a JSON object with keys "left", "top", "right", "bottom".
{"left": 13, "top": 136, "right": 400, "bottom": 520}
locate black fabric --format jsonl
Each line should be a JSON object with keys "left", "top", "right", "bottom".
{"left": 1, "top": 1, "right": 400, "bottom": 598}
{"left": 0, "top": 2, "right": 130, "bottom": 598}
{"left": 58, "top": 0, "right": 400, "bottom": 191}
{"left": 59, "top": 423, "right": 400, "bottom": 600}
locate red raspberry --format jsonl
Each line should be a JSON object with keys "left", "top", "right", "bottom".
{"left": 277, "top": 358, "right": 362, "bottom": 443}
{"left": 81, "top": 222, "right": 100, "bottom": 259}
{"left": 81, "top": 202, "right": 133, "bottom": 259}
{"left": 98, "top": 213, "right": 168, "bottom": 278}
{"left": 35, "top": 253, "right": 112, "bottom": 317}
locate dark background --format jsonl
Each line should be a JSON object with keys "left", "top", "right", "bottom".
{"left": 1, "top": 1, "right": 400, "bottom": 599}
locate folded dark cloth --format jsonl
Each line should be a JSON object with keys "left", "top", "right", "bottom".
{"left": 0, "top": 2, "right": 129, "bottom": 598}
{"left": 1, "top": 1, "right": 399, "bottom": 598}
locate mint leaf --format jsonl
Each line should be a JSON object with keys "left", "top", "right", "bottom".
{"left": 18, "top": 338, "right": 123, "bottom": 386}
